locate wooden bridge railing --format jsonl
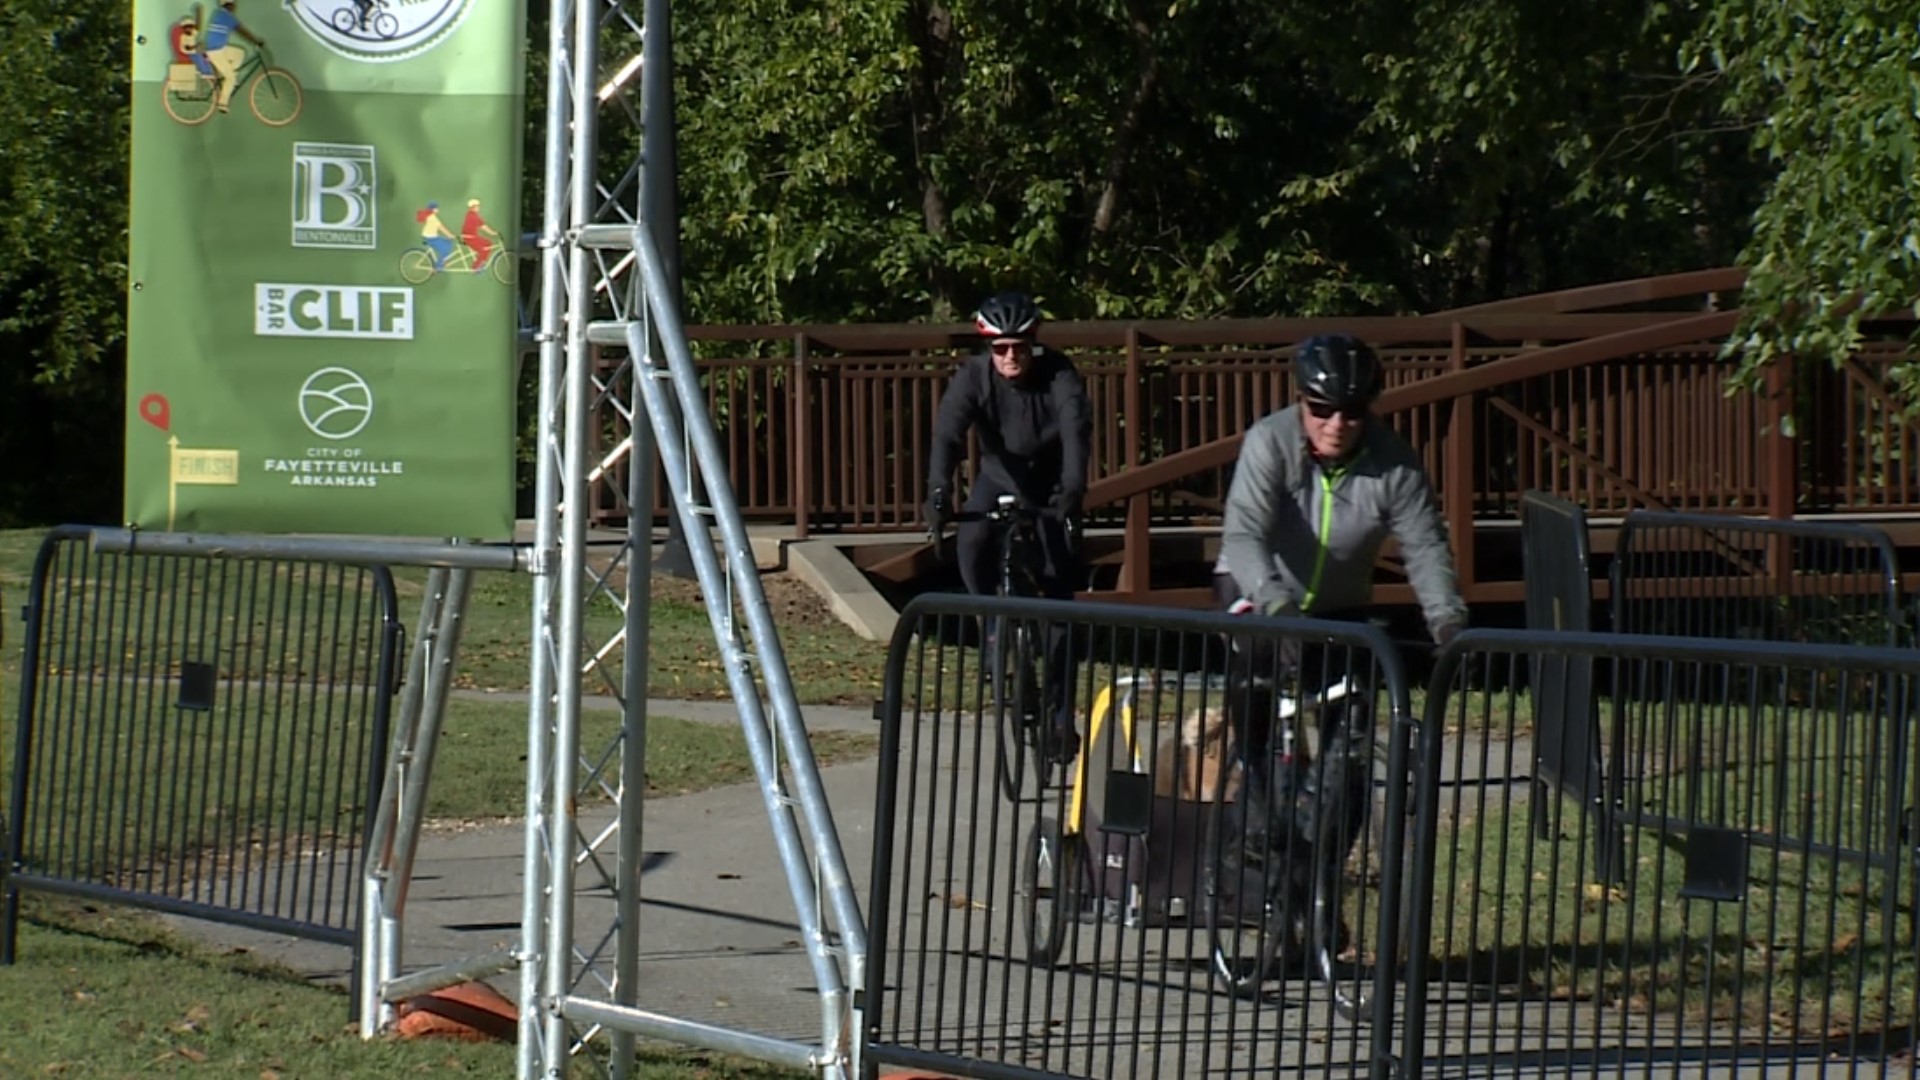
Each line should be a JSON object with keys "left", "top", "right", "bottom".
{"left": 587, "top": 269, "right": 1920, "bottom": 599}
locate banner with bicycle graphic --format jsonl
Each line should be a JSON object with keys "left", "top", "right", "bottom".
{"left": 124, "top": 0, "right": 526, "bottom": 538}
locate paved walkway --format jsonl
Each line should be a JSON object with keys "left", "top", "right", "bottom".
{"left": 168, "top": 694, "right": 888, "bottom": 1047}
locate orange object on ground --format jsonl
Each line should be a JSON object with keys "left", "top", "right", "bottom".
{"left": 393, "top": 980, "right": 519, "bottom": 1042}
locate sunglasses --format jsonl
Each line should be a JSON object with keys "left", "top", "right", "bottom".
{"left": 1304, "top": 398, "right": 1368, "bottom": 422}
{"left": 990, "top": 341, "right": 1029, "bottom": 355}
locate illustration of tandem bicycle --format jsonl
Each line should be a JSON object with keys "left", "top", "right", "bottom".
{"left": 398, "top": 240, "right": 519, "bottom": 286}
{"left": 161, "top": 9, "right": 302, "bottom": 127}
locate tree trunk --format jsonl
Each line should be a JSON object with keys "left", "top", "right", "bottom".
{"left": 908, "top": 0, "right": 960, "bottom": 320}
{"left": 1091, "top": 12, "right": 1160, "bottom": 240}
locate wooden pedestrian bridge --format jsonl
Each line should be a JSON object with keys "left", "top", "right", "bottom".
{"left": 585, "top": 267, "right": 1920, "bottom": 623}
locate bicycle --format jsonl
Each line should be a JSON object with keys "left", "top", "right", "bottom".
{"left": 330, "top": 0, "right": 399, "bottom": 40}
{"left": 930, "top": 492, "right": 1079, "bottom": 804}
{"left": 399, "top": 241, "right": 518, "bottom": 286}
{"left": 161, "top": 44, "right": 303, "bottom": 127}
{"left": 1196, "top": 613, "right": 1418, "bottom": 1019}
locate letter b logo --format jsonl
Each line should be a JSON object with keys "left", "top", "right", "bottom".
{"left": 292, "top": 142, "right": 378, "bottom": 250}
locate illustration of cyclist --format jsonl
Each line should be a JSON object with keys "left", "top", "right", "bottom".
{"left": 461, "top": 198, "right": 502, "bottom": 273}
{"left": 416, "top": 201, "right": 458, "bottom": 270}
{"left": 195, "top": 0, "right": 265, "bottom": 114}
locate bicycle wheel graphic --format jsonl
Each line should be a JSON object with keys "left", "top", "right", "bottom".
{"left": 249, "top": 69, "right": 303, "bottom": 127}
{"left": 373, "top": 11, "right": 399, "bottom": 38}
{"left": 488, "top": 250, "right": 518, "bottom": 287}
{"left": 161, "top": 78, "right": 216, "bottom": 126}
{"left": 399, "top": 249, "right": 437, "bottom": 285}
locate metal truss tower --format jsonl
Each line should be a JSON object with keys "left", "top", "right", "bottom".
{"left": 517, "top": 0, "right": 867, "bottom": 1076}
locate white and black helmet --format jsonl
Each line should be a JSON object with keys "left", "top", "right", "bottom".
{"left": 973, "top": 291, "right": 1042, "bottom": 338}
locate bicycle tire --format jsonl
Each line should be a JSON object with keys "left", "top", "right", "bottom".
{"left": 373, "top": 11, "right": 399, "bottom": 38}
{"left": 991, "top": 614, "right": 1028, "bottom": 802}
{"left": 329, "top": 6, "right": 358, "bottom": 31}
{"left": 249, "top": 68, "right": 302, "bottom": 127}
{"left": 398, "top": 248, "right": 436, "bottom": 284}
{"left": 488, "top": 249, "right": 518, "bottom": 286}
{"left": 1012, "top": 619, "right": 1046, "bottom": 789}
{"left": 1317, "top": 705, "right": 1418, "bottom": 1024}
{"left": 1202, "top": 752, "right": 1296, "bottom": 1000}
{"left": 161, "top": 79, "right": 216, "bottom": 126}
{"left": 1019, "top": 816, "right": 1083, "bottom": 966}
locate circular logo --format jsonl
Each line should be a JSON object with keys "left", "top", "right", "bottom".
{"left": 300, "top": 367, "right": 375, "bottom": 439}
{"left": 285, "top": 0, "right": 474, "bottom": 62}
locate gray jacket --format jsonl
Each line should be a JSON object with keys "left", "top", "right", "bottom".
{"left": 1214, "top": 405, "right": 1468, "bottom": 639}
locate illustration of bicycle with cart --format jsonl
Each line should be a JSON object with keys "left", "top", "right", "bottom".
{"left": 331, "top": 0, "right": 399, "bottom": 40}
{"left": 1017, "top": 617, "right": 1418, "bottom": 1019}
{"left": 161, "top": 10, "right": 302, "bottom": 127}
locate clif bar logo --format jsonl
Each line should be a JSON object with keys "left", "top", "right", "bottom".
{"left": 284, "top": 0, "right": 473, "bottom": 63}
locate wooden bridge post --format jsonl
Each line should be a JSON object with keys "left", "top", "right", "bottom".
{"left": 1119, "top": 326, "right": 1150, "bottom": 595}
{"left": 1765, "top": 354, "right": 1797, "bottom": 587}
{"left": 1446, "top": 322, "right": 1478, "bottom": 596}
{"left": 793, "top": 331, "right": 812, "bottom": 539}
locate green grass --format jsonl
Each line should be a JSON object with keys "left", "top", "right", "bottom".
{"left": 0, "top": 526, "right": 874, "bottom": 1076}
{"left": 393, "top": 560, "right": 889, "bottom": 705}
{"left": 0, "top": 899, "right": 807, "bottom": 1079}
{"left": 1432, "top": 800, "right": 1915, "bottom": 1039}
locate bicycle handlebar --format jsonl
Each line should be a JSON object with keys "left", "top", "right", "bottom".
{"left": 926, "top": 502, "right": 1081, "bottom": 565}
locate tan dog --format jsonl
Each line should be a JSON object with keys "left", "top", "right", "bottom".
{"left": 1152, "top": 703, "right": 1240, "bottom": 803}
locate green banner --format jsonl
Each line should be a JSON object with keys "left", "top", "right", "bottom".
{"left": 124, "top": 0, "right": 526, "bottom": 539}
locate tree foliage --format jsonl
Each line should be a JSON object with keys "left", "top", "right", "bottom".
{"left": 1688, "top": 1, "right": 1920, "bottom": 386}
{"left": 667, "top": 0, "right": 1769, "bottom": 326}
{"left": 6, "top": 0, "right": 1916, "bottom": 523}
{"left": 0, "top": 0, "right": 129, "bottom": 382}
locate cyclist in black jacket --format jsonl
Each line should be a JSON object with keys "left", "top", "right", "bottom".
{"left": 924, "top": 290, "right": 1092, "bottom": 762}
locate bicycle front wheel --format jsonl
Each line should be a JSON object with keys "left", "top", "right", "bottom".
{"left": 250, "top": 69, "right": 302, "bottom": 126}
{"left": 398, "top": 249, "right": 436, "bottom": 284}
{"left": 488, "top": 250, "right": 518, "bottom": 286}
{"left": 1314, "top": 704, "right": 1417, "bottom": 1024}
{"left": 991, "top": 616, "right": 1043, "bottom": 803}
{"left": 1203, "top": 757, "right": 1296, "bottom": 1000}
{"left": 373, "top": 11, "right": 399, "bottom": 38}
{"left": 161, "top": 79, "right": 216, "bottom": 126}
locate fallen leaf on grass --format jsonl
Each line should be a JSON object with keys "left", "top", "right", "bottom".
{"left": 1582, "top": 882, "right": 1626, "bottom": 905}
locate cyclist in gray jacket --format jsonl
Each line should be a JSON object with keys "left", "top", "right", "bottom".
{"left": 1215, "top": 333, "right": 1467, "bottom": 644}
{"left": 1213, "top": 333, "right": 1467, "bottom": 858}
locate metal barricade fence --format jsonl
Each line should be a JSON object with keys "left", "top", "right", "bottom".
{"left": 866, "top": 593, "right": 1417, "bottom": 1080}
{"left": 1401, "top": 629, "right": 1920, "bottom": 1079}
{"left": 3, "top": 526, "right": 401, "bottom": 960}
{"left": 1611, "top": 511, "right": 1906, "bottom": 646}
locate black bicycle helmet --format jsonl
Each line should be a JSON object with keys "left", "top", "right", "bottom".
{"left": 1292, "top": 333, "right": 1382, "bottom": 408}
{"left": 973, "top": 290, "right": 1042, "bottom": 338}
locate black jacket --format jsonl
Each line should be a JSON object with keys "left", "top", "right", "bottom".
{"left": 926, "top": 346, "right": 1092, "bottom": 506}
